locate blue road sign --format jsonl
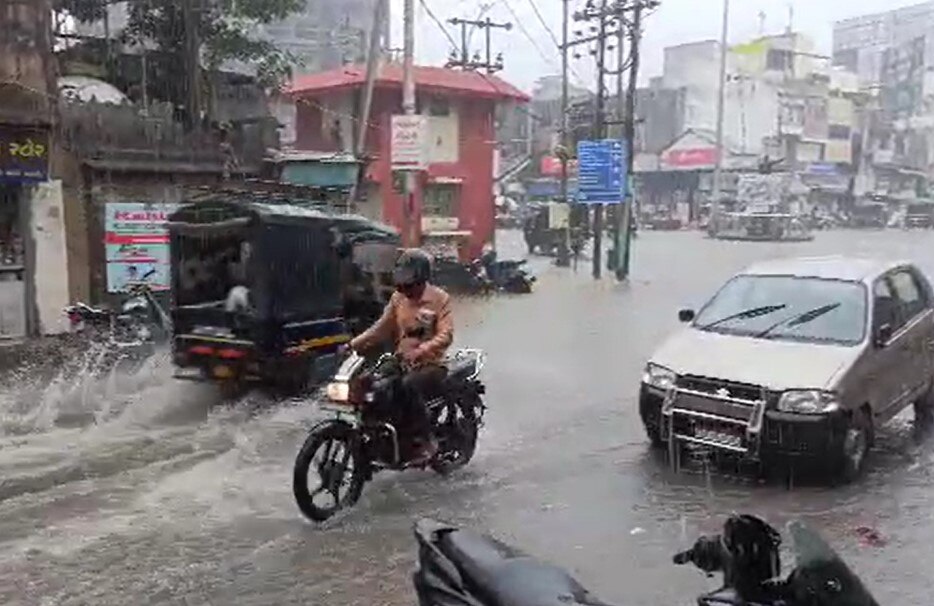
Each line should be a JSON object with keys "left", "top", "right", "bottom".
{"left": 576, "top": 139, "right": 628, "bottom": 205}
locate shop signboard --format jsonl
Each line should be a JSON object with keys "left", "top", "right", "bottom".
{"left": 0, "top": 125, "right": 49, "bottom": 183}
{"left": 540, "top": 155, "right": 579, "bottom": 176}
{"left": 104, "top": 202, "right": 178, "bottom": 293}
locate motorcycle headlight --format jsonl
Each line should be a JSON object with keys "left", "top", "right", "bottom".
{"left": 136, "top": 325, "right": 152, "bottom": 340}
{"left": 777, "top": 390, "right": 840, "bottom": 415}
{"left": 326, "top": 381, "right": 350, "bottom": 403}
{"left": 642, "top": 363, "right": 677, "bottom": 390}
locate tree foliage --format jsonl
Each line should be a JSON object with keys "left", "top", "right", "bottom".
{"left": 59, "top": 0, "right": 305, "bottom": 106}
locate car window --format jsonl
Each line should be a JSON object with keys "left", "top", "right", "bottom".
{"left": 889, "top": 270, "right": 928, "bottom": 322}
{"left": 872, "top": 278, "right": 899, "bottom": 331}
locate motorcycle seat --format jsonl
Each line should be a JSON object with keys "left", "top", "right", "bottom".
{"left": 438, "top": 528, "right": 614, "bottom": 606}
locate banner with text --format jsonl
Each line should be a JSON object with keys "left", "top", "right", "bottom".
{"left": 104, "top": 203, "right": 178, "bottom": 293}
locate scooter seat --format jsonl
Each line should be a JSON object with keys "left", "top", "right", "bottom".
{"left": 437, "top": 526, "right": 614, "bottom": 606}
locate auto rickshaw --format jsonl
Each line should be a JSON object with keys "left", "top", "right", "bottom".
{"left": 168, "top": 195, "right": 399, "bottom": 395}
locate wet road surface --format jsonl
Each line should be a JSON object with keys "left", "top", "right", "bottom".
{"left": 2, "top": 229, "right": 934, "bottom": 605}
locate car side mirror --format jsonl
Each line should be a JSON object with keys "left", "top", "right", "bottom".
{"left": 874, "top": 323, "right": 893, "bottom": 348}
{"left": 678, "top": 308, "right": 696, "bottom": 323}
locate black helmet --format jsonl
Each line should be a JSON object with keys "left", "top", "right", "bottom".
{"left": 393, "top": 248, "right": 432, "bottom": 286}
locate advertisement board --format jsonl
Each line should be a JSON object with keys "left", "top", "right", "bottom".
{"left": 104, "top": 203, "right": 178, "bottom": 293}
{"left": 391, "top": 115, "right": 427, "bottom": 170}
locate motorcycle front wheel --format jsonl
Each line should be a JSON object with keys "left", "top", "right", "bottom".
{"left": 293, "top": 422, "right": 366, "bottom": 522}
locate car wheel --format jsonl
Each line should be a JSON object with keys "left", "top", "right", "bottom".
{"left": 642, "top": 419, "right": 665, "bottom": 449}
{"left": 837, "top": 410, "right": 871, "bottom": 483}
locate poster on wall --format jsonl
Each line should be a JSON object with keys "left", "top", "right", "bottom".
{"left": 105, "top": 203, "right": 178, "bottom": 293}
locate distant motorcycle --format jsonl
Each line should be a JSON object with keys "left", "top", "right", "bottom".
{"left": 413, "top": 514, "right": 879, "bottom": 606}
{"left": 431, "top": 256, "right": 494, "bottom": 295}
{"left": 293, "top": 349, "right": 487, "bottom": 522}
{"left": 480, "top": 251, "right": 535, "bottom": 294}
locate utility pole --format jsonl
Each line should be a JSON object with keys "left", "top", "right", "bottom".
{"left": 619, "top": 0, "right": 642, "bottom": 281}
{"left": 711, "top": 0, "right": 730, "bottom": 232}
{"left": 613, "top": 9, "right": 627, "bottom": 279}
{"left": 557, "top": 0, "right": 571, "bottom": 267}
{"left": 351, "top": 0, "right": 387, "bottom": 211}
{"left": 403, "top": 0, "right": 417, "bottom": 247}
{"left": 591, "top": 0, "right": 608, "bottom": 280}
{"left": 447, "top": 17, "right": 511, "bottom": 73}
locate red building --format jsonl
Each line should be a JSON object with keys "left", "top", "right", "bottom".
{"left": 286, "top": 64, "right": 528, "bottom": 258}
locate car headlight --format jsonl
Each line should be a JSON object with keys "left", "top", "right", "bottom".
{"left": 777, "top": 390, "right": 840, "bottom": 414}
{"left": 326, "top": 381, "right": 350, "bottom": 403}
{"left": 643, "top": 363, "right": 677, "bottom": 390}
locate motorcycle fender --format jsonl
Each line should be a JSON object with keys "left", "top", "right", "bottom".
{"left": 308, "top": 417, "right": 359, "bottom": 436}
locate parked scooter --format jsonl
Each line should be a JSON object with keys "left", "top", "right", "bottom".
{"left": 431, "top": 255, "right": 494, "bottom": 295}
{"left": 479, "top": 250, "right": 535, "bottom": 294}
{"left": 413, "top": 514, "right": 878, "bottom": 606}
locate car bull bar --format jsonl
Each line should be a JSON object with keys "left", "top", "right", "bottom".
{"left": 660, "top": 379, "right": 767, "bottom": 462}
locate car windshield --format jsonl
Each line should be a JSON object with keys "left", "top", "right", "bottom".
{"left": 694, "top": 275, "right": 867, "bottom": 345}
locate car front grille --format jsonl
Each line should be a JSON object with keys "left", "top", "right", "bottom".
{"left": 667, "top": 375, "right": 769, "bottom": 455}
{"left": 676, "top": 375, "right": 763, "bottom": 403}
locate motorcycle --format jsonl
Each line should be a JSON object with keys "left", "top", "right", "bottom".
{"left": 64, "top": 271, "right": 171, "bottom": 370}
{"left": 293, "top": 348, "right": 487, "bottom": 522}
{"left": 480, "top": 251, "right": 535, "bottom": 294}
{"left": 412, "top": 515, "right": 879, "bottom": 606}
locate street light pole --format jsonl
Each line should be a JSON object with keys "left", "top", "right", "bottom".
{"left": 711, "top": 0, "right": 730, "bottom": 229}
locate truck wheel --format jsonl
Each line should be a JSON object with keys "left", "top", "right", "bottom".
{"left": 836, "top": 409, "right": 872, "bottom": 483}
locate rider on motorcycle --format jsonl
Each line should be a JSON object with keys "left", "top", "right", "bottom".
{"left": 349, "top": 249, "right": 454, "bottom": 463}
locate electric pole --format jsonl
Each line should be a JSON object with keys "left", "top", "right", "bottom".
{"left": 619, "top": 1, "right": 643, "bottom": 280}
{"left": 572, "top": 0, "right": 610, "bottom": 280}
{"left": 711, "top": 0, "right": 730, "bottom": 233}
{"left": 447, "top": 17, "right": 512, "bottom": 73}
{"left": 403, "top": 0, "right": 417, "bottom": 246}
{"left": 557, "top": 0, "right": 571, "bottom": 268}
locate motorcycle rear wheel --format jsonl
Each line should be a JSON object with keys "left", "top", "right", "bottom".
{"left": 293, "top": 423, "right": 366, "bottom": 522}
{"left": 431, "top": 400, "right": 480, "bottom": 476}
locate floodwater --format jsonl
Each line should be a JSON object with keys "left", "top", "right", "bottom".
{"left": 1, "top": 229, "right": 933, "bottom": 605}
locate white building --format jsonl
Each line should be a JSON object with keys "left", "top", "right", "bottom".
{"left": 833, "top": 1, "right": 934, "bottom": 87}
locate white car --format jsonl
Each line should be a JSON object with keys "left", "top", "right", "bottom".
{"left": 640, "top": 256, "right": 934, "bottom": 481}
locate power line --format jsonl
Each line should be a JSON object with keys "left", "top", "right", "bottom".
{"left": 418, "top": 0, "right": 461, "bottom": 54}
{"left": 525, "top": 0, "right": 560, "bottom": 49}
{"left": 500, "top": 0, "right": 558, "bottom": 71}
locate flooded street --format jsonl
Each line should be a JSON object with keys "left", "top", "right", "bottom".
{"left": 2, "top": 229, "right": 933, "bottom": 605}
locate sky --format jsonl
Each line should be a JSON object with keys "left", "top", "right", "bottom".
{"left": 387, "top": 0, "right": 932, "bottom": 93}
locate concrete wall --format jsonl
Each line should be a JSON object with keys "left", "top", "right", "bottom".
{"left": 27, "top": 180, "right": 70, "bottom": 335}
